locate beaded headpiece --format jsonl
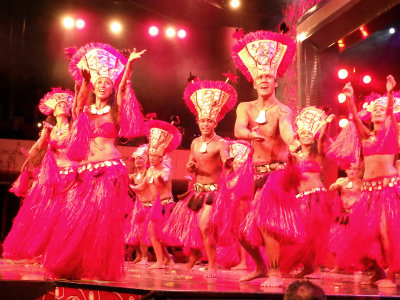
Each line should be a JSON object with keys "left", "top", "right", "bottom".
{"left": 38, "top": 88, "right": 74, "bottom": 116}
{"left": 358, "top": 92, "right": 400, "bottom": 123}
{"left": 147, "top": 120, "right": 182, "bottom": 156}
{"left": 232, "top": 30, "right": 296, "bottom": 81}
{"left": 68, "top": 43, "right": 127, "bottom": 87}
{"left": 183, "top": 80, "right": 237, "bottom": 122}
{"left": 294, "top": 106, "right": 327, "bottom": 137}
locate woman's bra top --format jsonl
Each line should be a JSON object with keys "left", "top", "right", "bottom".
{"left": 91, "top": 122, "right": 118, "bottom": 139}
{"left": 362, "top": 117, "right": 398, "bottom": 156}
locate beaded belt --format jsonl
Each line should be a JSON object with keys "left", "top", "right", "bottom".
{"left": 77, "top": 159, "right": 126, "bottom": 173}
{"left": 361, "top": 176, "right": 400, "bottom": 191}
{"left": 193, "top": 183, "right": 219, "bottom": 193}
{"left": 254, "top": 162, "right": 286, "bottom": 175}
{"left": 59, "top": 166, "right": 76, "bottom": 175}
{"left": 296, "top": 187, "right": 327, "bottom": 198}
{"left": 141, "top": 202, "right": 153, "bottom": 207}
{"left": 161, "top": 197, "right": 174, "bottom": 206}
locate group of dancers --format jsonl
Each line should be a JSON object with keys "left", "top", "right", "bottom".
{"left": 2, "top": 29, "right": 400, "bottom": 289}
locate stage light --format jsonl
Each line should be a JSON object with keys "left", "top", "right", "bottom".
{"left": 389, "top": 27, "right": 396, "bottom": 34}
{"left": 37, "top": 122, "right": 42, "bottom": 128}
{"left": 338, "top": 93, "right": 346, "bottom": 103}
{"left": 230, "top": 0, "right": 240, "bottom": 8}
{"left": 338, "top": 69, "right": 348, "bottom": 80}
{"left": 110, "top": 21, "right": 122, "bottom": 34}
{"left": 362, "top": 102, "right": 368, "bottom": 109}
{"left": 338, "top": 39, "right": 345, "bottom": 49}
{"left": 177, "top": 29, "right": 187, "bottom": 39}
{"left": 363, "top": 75, "right": 372, "bottom": 84}
{"left": 148, "top": 26, "right": 159, "bottom": 37}
{"left": 62, "top": 17, "right": 75, "bottom": 29}
{"left": 359, "top": 26, "right": 368, "bottom": 38}
{"left": 165, "top": 27, "right": 176, "bottom": 38}
{"left": 339, "top": 118, "right": 349, "bottom": 128}
{"left": 76, "top": 19, "right": 85, "bottom": 30}
{"left": 297, "top": 32, "right": 306, "bottom": 42}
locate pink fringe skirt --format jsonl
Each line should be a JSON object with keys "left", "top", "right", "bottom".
{"left": 42, "top": 159, "right": 130, "bottom": 281}
{"left": 337, "top": 176, "right": 400, "bottom": 272}
{"left": 256, "top": 170, "right": 305, "bottom": 242}
{"left": 280, "top": 188, "right": 334, "bottom": 272}
{"left": 2, "top": 167, "right": 76, "bottom": 260}
{"left": 124, "top": 200, "right": 152, "bottom": 246}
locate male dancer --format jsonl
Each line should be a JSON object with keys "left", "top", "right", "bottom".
{"left": 181, "top": 78, "right": 237, "bottom": 277}
{"left": 232, "top": 30, "right": 301, "bottom": 286}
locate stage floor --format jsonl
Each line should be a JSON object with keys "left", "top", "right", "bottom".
{"left": 0, "top": 258, "right": 400, "bottom": 299}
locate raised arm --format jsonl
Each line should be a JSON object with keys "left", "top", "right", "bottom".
{"left": 278, "top": 107, "right": 300, "bottom": 153}
{"left": 117, "top": 49, "right": 147, "bottom": 108}
{"left": 317, "top": 114, "right": 335, "bottom": 155}
{"left": 386, "top": 75, "right": 397, "bottom": 136}
{"left": 343, "top": 82, "right": 370, "bottom": 140}
{"left": 74, "top": 69, "right": 91, "bottom": 118}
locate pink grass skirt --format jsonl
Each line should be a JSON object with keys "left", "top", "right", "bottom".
{"left": 42, "top": 159, "right": 130, "bottom": 281}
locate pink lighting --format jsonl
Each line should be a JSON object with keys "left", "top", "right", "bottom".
{"left": 165, "top": 27, "right": 176, "bottom": 38}
{"left": 76, "top": 19, "right": 86, "bottom": 30}
{"left": 177, "top": 29, "right": 187, "bottom": 39}
{"left": 148, "top": 26, "right": 160, "bottom": 37}
{"left": 62, "top": 17, "right": 75, "bottom": 29}
{"left": 339, "top": 118, "right": 349, "bottom": 128}
{"left": 338, "top": 93, "right": 346, "bottom": 103}
{"left": 338, "top": 69, "right": 348, "bottom": 80}
{"left": 363, "top": 75, "right": 372, "bottom": 84}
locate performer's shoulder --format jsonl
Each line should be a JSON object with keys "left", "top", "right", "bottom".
{"left": 276, "top": 102, "right": 292, "bottom": 115}
{"left": 237, "top": 100, "right": 257, "bottom": 109}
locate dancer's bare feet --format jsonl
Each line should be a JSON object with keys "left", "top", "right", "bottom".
{"left": 132, "top": 255, "right": 142, "bottom": 264}
{"left": 231, "top": 262, "right": 247, "bottom": 270}
{"left": 294, "top": 266, "right": 314, "bottom": 278}
{"left": 239, "top": 267, "right": 267, "bottom": 282}
{"left": 305, "top": 270, "right": 322, "bottom": 279}
{"left": 376, "top": 279, "right": 397, "bottom": 288}
{"left": 149, "top": 262, "right": 165, "bottom": 269}
{"left": 360, "top": 266, "right": 386, "bottom": 285}
{"left": 204, "top": 268, "right": 217, "bottom": 279}
{"left": 329, "top": 266, "right": 339, "bottom": 273}
{"left": 185, "top": 252, "right": 202, "bottom": 271}
{"left": 136, "top": 258, "right": 149, "bottom": 266}
{"left": 261, "top": 269, "right": 283, "bottom": 287}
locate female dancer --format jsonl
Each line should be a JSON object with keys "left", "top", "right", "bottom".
{"left": 281, "top": 107, "right": 335, "bottom": 278}
{"left": 42, "top": 44, "right": 145, "bottom": 280}
{"left": 125, "top": 145, "right": 152, "bottom": 264}
{"left": 328, "top": 162, "right": 363, "bottom": 272}
{"left": 3, "top": 88, "right": 76, "bottom": 260}
{"left": 337, "top": 75, "right": 400, "bottom": 288}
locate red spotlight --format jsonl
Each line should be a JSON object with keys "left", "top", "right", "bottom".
{"left": 339, "top": 118, "right": 349, "bottom": 128}
{"left": 359, "top": 26, "right": 369, "bottom": 38}
{"left": 148, "top": 26, "right": 159, "bottom": 37}
{"left": 338, "top": 93, "right": 346, "bottom": 103}
{"left": 363, "top": 75, "right": 372, "bottom": 84}
{"left": 62, "top": 17, "right": 75, "bottom": 29}
{"left": 338, "top": 69, "right": 348, "bottom": 80}
{"left": 165, "top": 27, "right": 176, "bottom": 38}
{"left": 177, "top": 29, "right": 187, "bottom": 39}
{"left": 338, "top": 39, "right": 345, "bottom": 49}
{"left": 76, "top": 19, "right": 85, "bottom": 30}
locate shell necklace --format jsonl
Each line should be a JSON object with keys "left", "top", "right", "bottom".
{"left": 90, "top": 105, "right": 111, "bottom": 115}
{"left": 199, "top": 133, "right": 217, "bottom": 153}
{"left": 255, "top": 101, "right": 276, "bottom": 124}
{"left": 53, "top": 124, "right": 69, "bottom": 136}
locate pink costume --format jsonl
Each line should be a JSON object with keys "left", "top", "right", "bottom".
{"left": 163, "top": 78, "right": 237, "bottom": 250}
{"left": 42, "top": 43, "right": 145, "bottom": 281}
{"left": 337, "top": 114, "right": 400, "bottom": 272}
{"left": 3, "top": 88, "right": 76, "bottom": 260}
{"left": 231, "top": 30, "right": 303, "bottom": 249}
{"left": 124, "top": 145, "right": 152, "bottom": 247}
{"left": 144, "top": 120, "right": 181, "bottom": 244}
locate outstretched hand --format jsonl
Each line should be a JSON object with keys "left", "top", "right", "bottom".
{"left": 81, "top": 69, "right": 91, "bottom": 84}
{"left": 387, "top": 74, "right": 396, "bottom": 93}
{"left": 342, "top": 82, "right": 354, "bottom": 99}
{"left": 249, "top": 126, "right": 265, "bottom": 142}
{"left": 128, "top": 48, "right": 147, "bottom": 63}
